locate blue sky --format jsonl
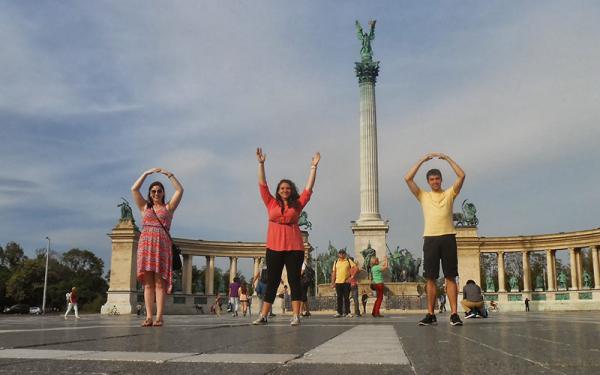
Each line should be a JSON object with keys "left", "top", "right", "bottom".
{"left": 2, "top": 1, "right": 599, "bottom": 276}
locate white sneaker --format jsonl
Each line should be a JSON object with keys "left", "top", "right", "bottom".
{"left": 252, "top": 315, "right": 268, "bottom": 325}
{"left": 333, "top": 313, "right": 342, "bottom": 318}
{"left": 290, "top": 315, "right": 300, "bottom": 326}
{"left": 465, "top": 312, "right": 476, "bottom": 319}
{"left": 346, "top": 313, "right": 353, "bottom": 318}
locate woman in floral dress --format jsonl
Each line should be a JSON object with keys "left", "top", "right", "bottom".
{"left": 132, "top": 167, "right": 183, "bottom": 327}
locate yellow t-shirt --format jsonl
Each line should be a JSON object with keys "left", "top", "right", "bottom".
{"left": 417, "top": 187, "right": 457, "bottom": 236}
{"left": 333, "top": 258, "right": 356, "bottom": 284}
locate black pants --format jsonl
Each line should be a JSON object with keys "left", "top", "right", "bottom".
{"left": 335, "top": 283, "right": 351, "bottom": 315}
{"left": 263, "top": 249, "right": 304, "bottom": 304}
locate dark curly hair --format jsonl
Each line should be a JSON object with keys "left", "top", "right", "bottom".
{"left": 275, "top": 179, "right": 300, "bottom": 213}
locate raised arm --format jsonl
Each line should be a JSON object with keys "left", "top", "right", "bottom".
{"left": 438, "top": 154, "right": 465, "bottom": 195}
{"left": 381, "top": 256, "right": 389, "bottom": 271}
{"left": 404, "top": 154, "right": 432, "bottom": 198}
{"left": 159, "top": 169, "right": 184, "bottom": 213}
{"left": 305, "top": 152, "right": 320, "bottom": 191}
{"left": 131, "top": 168, "right": 160, "bottom": 212}
{"left": 256, "top": 147, "right": 266, "bottom": 185}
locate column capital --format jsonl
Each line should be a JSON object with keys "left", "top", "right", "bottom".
{"left": 355, "top": 60, "right": 380, "bottom": 84}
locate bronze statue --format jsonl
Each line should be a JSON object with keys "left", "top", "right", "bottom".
{"left": 558, "top": 271, "right": 568, "bottom": 289}
{"left": 298, "top": 211, "right": 312, "bottom": 231}
{"left": 361, "top": 243, "right": 377, "bottom": 275}
{"left": 583, "top": 270, "right": 592, "bottom": 288}
{"left": 485, "top": 274, "right": 496, "bottom": 292}
{"left": 117, "top": 197, "right": 135, "bottom": 223}
{"left": 535, "top": 274, "right": 545, "bottom": 290}
{"left": 509, "top": 274, "right": 519, "bottom": 291}
{"left": 387, "top": 246, "right": 422, "bottom": 282}
{"left": 453, "top": 199, "right": 479, "bottom": 227}
{"left": 355, "top": 20, "right": 376, "bottom": 62}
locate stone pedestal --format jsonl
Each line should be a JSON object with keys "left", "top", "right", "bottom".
{"left": 351, "top": 222, "right": 389, "bottom": 270}
{"left": 455, "top": 226, "right": 480, "bottom": 290}
{"left": 101, "top": 220, "right": 140, "bottom": 315}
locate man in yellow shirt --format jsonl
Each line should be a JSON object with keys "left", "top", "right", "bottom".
{"left": 405, "top": 152, "right": 465, "bottom": 327}
{"left": 330, "top": 249, "right": 357, "bottom": 318}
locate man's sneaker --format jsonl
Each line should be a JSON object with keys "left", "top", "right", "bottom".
{"left": 268, "top": 313, "right": 276, "bottom": 317}
{"left": 465, "top": 312, "right": 476, "bottom": 319}
{"left": 333, "top": 313, "right": 342, "bottom": 318}
{"left": 450, "top": 313, "right": 463, "bottom": 326}
{"left": 346, "top": 313, "right": 353, "bottom": 318}
{"left": 290, "top": 315, "right": 300, "bottom": 326}
{"left": 418, "top": 313, "right": 437, "bottom": 326}
{"left": 252, "top": 315, "right": 268, "bottom": 325}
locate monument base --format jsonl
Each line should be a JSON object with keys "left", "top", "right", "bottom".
{"left": 101, "top": 290, "right": 137, "bottom": 315}
{"left": 351, "top": 221, "right": 389, "bottom": 270}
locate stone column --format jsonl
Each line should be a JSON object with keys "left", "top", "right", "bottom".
{"left": 206, "top": 256, "right": 215, "bottom": 295}
{"left": 497, "top": 251, "right": 506, "bottom": 292}
{"left": 522, "top": 251, "right": 531, "bottom": 292}
{"left": 229, "top": 257, "right": 238, "bottom": 283}
{"left": 253, "top": 257, "right": 261, "bottom": 280}
{"left": 592, "top": 246, "right": 600, "bottom": 289}
{"left": 576, "top": 248, "right": 584, "bottom": 289}
{"left": 182, "top": 254, "right": 193, "bottom": 294}
{"left": 545, "top": 250, "right": 555, "bottom": 291}
{"left": 569, "top": 247, "right": 578, "bottom": 290}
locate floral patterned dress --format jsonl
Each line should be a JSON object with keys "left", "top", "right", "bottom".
{"left": 137, "top": 205, "right": 173, "bottom": 294}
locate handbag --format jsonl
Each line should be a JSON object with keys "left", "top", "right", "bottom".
{"left": 150, "top": 206, "right": 182, "bottom": 271}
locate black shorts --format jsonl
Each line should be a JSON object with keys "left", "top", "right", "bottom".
{"left": 422, "top": 234, "right": 458, "bottom": 280}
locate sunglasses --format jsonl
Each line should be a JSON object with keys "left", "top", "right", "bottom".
{"left": 150, "top": 190, "right": 163, "bottom": 194}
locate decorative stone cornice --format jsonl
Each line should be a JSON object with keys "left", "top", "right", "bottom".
{"left": 457, "top": 227, "right": 600, "bottom": 252}
{"left": 355, "top": 60, "right": 380, "bottom": 84}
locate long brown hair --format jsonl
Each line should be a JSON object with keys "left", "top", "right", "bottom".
{"left": 146, "top": 181, "right": 166, "bottom": 208}
{"left": 70, "top": 287, "right": 77, "bottom": 299}
{"left": 240, "top": 281, "right": 248, "bottom": 295}
{"left": 275, "top": 179, "right": 300, "bottom": 213}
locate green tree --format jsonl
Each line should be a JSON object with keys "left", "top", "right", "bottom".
{"left": 2, "top": 242, "right": 26, "bottom": 268}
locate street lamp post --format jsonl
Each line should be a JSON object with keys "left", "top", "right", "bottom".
{"left": 42, "top": 237, "right": 50, "bottom": 314}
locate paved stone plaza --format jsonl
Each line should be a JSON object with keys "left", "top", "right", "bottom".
{"left": 0, "top": 311, "right": 599, "bottom": 374}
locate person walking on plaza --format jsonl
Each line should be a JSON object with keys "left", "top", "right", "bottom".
{"left": 64, "top": 287, "right": 80, "bottom": 319}
{"left": 132, "top": 167, "right": 184, "bottom": 327}
{"left": 525, "top": 297, "right": 530, "bottom": 312}
{"left": 229, "top": 276, "right": 241, "bottom": 317}
{"left": 370, "top": 256, "right": 388, "bottom": 317}
{"left": 252, "top": 147, "right": 320, "bottom": 326}
{"left": 361, "top": 290, "right": 369, "bottom": 316}
{"left": 300, "top": 259, "right": 314, "bottom": 317}
{"left": 438, "top": 292, "right": 447, "bottom": 313}
{"left": 461, "top": 280, "right": 485, "bottom": 318}
{"left": 239, "top": 281, "right": 250, "bottom": 317}
{"left": 330, "top": 249, "right": 357, "bottom": 318}
{"left": 349, "top": 257, "right": 361, "bottom": 317}
{"left": 405, "top": 153, "right": 465, "bottom": 326}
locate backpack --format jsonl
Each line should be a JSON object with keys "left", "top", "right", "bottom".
{"left": 302, "top": 265, "right": 315, "bottom": 285}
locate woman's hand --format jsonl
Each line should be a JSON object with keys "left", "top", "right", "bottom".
{"left": 256, "top": 148, "right": 266, "bottom": 163}
{"left": 144, "top": 167, "right": 161, "bottom": 175}
{"left": 311, "top": 152, "right": 321, "bottom": 167}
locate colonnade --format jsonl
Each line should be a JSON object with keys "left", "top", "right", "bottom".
{"left": 180, "top": 253, "right": 265, "bottom": 295}
{"left": 486, "top": 246, "right": 600, "bottom": 292}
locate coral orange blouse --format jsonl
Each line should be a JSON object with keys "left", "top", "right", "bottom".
{"left": 259, "top": 183, "right": 312, "bottom": 251}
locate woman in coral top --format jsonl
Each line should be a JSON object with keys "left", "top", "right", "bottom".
{"left": 132, "top": 167, "right": 184, "bottom": 327}
{"left": 253, "top": 148, "right": 320, "bottom": 326}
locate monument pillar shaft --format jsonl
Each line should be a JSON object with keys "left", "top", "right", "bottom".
{"left": 497, "top": 252, "right": 506, "bottom": 292}
{"left": 207, "top": 256, "right": 215, "bottom": 295}
{"left": 358, "top": 81, "right": 381, "bottom": 221}
{"left": 569, "top": 248, "right": 577, "bottom": 289}
{"left": 229, "top": 257, "right": 238, "bottom": 283}
{"left": 576, "top": 249, "right": 583, "bottom": 289}
{"left": 592, "top": 246, "right": 600, "bottom": 289}
{"left": 182, "top": 254, "right": 193, "bottom": 294}
{"left": 546, "top": 250, "right": 555, "bottom": 291}
{"left": 522, "top": 251, "right": 531, "bottom": 292}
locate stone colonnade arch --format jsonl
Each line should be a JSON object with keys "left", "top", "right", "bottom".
{"left": 457, "top": 226, "right": 600, "bottom": 311}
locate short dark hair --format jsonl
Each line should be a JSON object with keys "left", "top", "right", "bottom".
{"left": 426, "top": 169, "right": 442, "bottom": 180}
{"left": 466, "top": 279, "right": 475, "bottom": 285}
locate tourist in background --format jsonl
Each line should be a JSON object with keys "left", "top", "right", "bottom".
{"left": 132, "top": 167, "right": 184, "bottom": 327}
{"left": 239, "top": 281, "right": 250, "bottom": 317}
{"left": 228, "top": 276, "right": 241, "bottom": 317}
{"left": 300, "top": 258, "right": 314, "bottom": 317}
{"left": 405, "top": 153, "right": 465, "bottom": 326}
{"left": 349, "top": 257, "right": 361, "bottom": 317}
{"left": 370, "top": 256, "right": 388, "bottom": 317}
{"left": 438, "top": 292, "right": 447, "bottom": 313}
{"left": 253, "top": 147, "right": 320, "bottom": 326}
{"left": 330, "top": 249, "right": 357, "bottom": 318}
{"left": 361, "top": 290, "right": 369, "bottom": 315}
{"left": 64, "top": 287, "right": 80, "bottom": 319}
{"left": 524, "top": 297, "right": 530, "bottom": 312}
{"left": 462, "top": 280, "right": 485, "bottom": 318}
